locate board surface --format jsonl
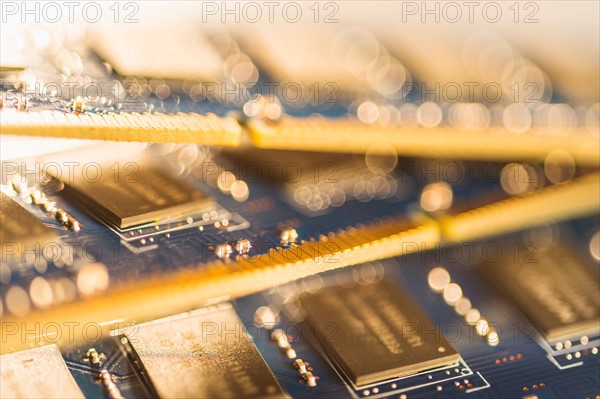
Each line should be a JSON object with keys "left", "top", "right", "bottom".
{"left": 1, "top": 3, "right": 599, "bottom": 398}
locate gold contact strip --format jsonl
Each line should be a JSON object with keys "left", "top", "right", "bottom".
{"left": 1, "top": 173, "right": 598, "bottom": 353}
{"left": 441, "top": 171, "right": 600, "bottom": 242}
{"left": 0, "top": 223, "right": 439, "bottom": 354}
{"left": 248, "top": 118, "right": 600, "bottom": 165}
{"left": 0, "top": 110, "right": 242, "bottom": 146}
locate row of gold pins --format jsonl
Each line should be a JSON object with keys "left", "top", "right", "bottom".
{"left": 0, "top": 110, "right": 239, "bottom": 133}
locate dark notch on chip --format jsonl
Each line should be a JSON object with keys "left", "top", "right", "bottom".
{"left": 299, "top": 279, "right": 460, "bottom": 386}
{"left": 52, "top": 164, "right": 214, "bottom": 229}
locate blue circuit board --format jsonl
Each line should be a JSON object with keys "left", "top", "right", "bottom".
{"left": 53, "top": 218, "right": 600, "bottom": 399}
{"left": 3, "top": 148, "right": 598, "bottom": 398}
{"left": 1, "top": 24, "right": 598, "bottom": 399}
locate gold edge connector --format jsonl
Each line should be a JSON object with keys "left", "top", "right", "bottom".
{"left": 440, "top": 172, "right": 600, "bottom": 242}
{"left": 0, "top": 221, "right": 439, "bottom": 354}
{"left": 0, "top": 110, "right": 242, "bottom": 146}
{"left": 248, "top": 117, "right": 600, "bottom": 166}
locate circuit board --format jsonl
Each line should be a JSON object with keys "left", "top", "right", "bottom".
{"left": 1, "top": 2, "right": 599, "bottom": 399}
{"left": 1, "top": 146, "right": 598, "bottom": 398}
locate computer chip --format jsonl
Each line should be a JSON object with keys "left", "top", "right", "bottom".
{"left": 55, "top": 164, "right": 214, "bottom": 228}
{"left": 0, "top": 345, "right": 84, "bottom": 399}
{"left": 88, "top": 26, "right": 223, "bottom": 80}
{"left": 123, "top": 304, "right": 286, "bottom": 399}
{"left": 299, "top": 280, "right": 460, "bottom": 386}
{"left": 481, "top": 242, "right": 600, "bottom": 341}
{"left": 0, "top": 192, "right": 57, "bottom": 260}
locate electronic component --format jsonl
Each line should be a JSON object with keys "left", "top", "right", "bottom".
{"left": 236, "top": 27, "right": 361, "bottom": 92}
{"left": 7, "top": 177, "right": 81, "bottom": 232}
{"left": 70, "top": 97, "right": 86, "bottom": 114}
{"left": 0, "top": 191, "right": 57, "bottom": 261}
{"left": 293, "top": 359, "right": 318, "bottom": 387}
{"left": 299, "top": 279, "right": 460, "bottom": 386}
{"left": 26, "top": 188, "right": 81, "bottom": 232}
{"left": 481, "top": 243, "right": 599, "bottom": 341}
{"left": 280, "top": 228, "right": 299, "bottom": 244}
{"left": 55, "top": 164, "right": 214, "bottom": 228}
{"left": 248, "top": 117, "right": 599, "bottom": 165}
{"left": 0, "top": 110, "right": 242, "bottom": 146}
{"left": 235, "top": 239, "right": 252, "bottom": 255}
{"left": 272, "top": 329, "right": 297, "bottom": 359}
{"left": 0, "top": 345, "right": 85, "bottom": 398}
{"left": 88, "top": 26, "right": 224, "bottom": 80}
{"left": 83, "top": 348, "right": 106, "bottom": 365}
{"left": 214, "top": 243, "right": 233, "bottom": 260}
{"left": 122, "top": 304, "right": 287, "bottom": 398}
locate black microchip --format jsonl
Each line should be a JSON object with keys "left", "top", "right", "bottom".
{"left": 300, "top": 280, "right": 460, "bottom": 386}
{"left": 56, "top": 164, "right": 213, "bottom": 229}
{"left": 482, "top": 242, "right": 599, "bottom": 341}
{"left": 0, "top": 192, "right": 57, "bottom": 260}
